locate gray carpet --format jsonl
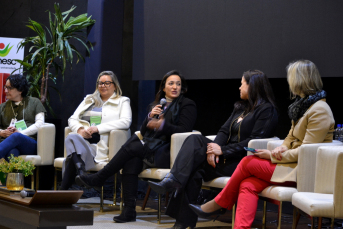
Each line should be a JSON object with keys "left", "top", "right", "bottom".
{"left": 70, "top": 197, "right": 232, "bottom": 228}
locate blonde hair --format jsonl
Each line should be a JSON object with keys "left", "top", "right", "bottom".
{"left": 287, "top": 60, "right": 323, "bottom": 98}
{"left": 90, "top": 71, "right": 122, "bottom": 107}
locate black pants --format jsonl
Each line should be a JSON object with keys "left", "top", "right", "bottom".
{"left": 114, "top": 134, "right": 170, "bottom": 207}
{"left": 166, "top": 135, "right": 239, "bottom": 227}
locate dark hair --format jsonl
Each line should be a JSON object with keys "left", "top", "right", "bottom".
{"left": 6, "top": 74, "right": 30, "bottom": 97}
{"left": 152, "top": 70, "right": 188, "bottom": 105}
{"left": 234, "top": 70, "right": 277, "bottom": 113}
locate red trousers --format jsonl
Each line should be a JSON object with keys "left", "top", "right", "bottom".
{"left": 214, "top": 155, "right": 296, "bottom": 229}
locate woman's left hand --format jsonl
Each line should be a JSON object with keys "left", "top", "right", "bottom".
{"left": 206, "top": 143, "right": 223, "bottom": 156}
{"left": 87, "top": 126, "right": 99, "bottom": 135}
{"left": 146, "top": 114, "right": 164, "bottom": 131}
{"left": 254, "top": 149, "right": 271, "bottom": 159}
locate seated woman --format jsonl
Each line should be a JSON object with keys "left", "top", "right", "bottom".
{"left": 149, "top": 70, "right": 278, "bottom": 229}
{"left": 75, "top": 70, "right": 197, "bottom": 223}
{"left": 60, "top": 71, "right": 132, "bottom": 190}
{"left": 190, "top": 60, "right": 335, "bottom": 229}
{"left": 0, "top": 74, "right": 46, "bottom": 160}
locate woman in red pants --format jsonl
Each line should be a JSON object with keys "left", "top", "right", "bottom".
{"left": 190, "top": 60, "right": 335, "bottom": 229}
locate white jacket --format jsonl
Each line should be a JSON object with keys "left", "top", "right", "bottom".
{"left": 68, "top": 93, "right": 132, "bottom": 162}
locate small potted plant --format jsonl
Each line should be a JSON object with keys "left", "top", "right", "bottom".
{"left": 0, "top": 155, "right": 35, "bottom": 190}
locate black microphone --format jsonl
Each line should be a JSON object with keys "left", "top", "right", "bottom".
{"left": 154, "top": 98, "right": 167, "bottom": 118}
{"left": 20, "top": 190, "right": 35, "bottom": 198}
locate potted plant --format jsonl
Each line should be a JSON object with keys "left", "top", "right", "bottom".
{"left": 14, "top": 3, "right": 95, "bottom": 115}
{"left": 0, "top": 155, "right": 35, "bottom": 190}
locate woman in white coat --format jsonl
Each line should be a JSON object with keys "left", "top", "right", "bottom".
{"left": 60, "top": 71, "right": 132, "bottom": 190}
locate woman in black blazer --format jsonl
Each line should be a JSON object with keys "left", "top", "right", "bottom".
{"left": 149, "top": 70, "right": 278, "bottom": 229}
{"left": 76, "top": 70, "right": 197, "bottom": 223}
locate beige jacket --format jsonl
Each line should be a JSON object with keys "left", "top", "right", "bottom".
{"left": 270, "top": 99, "right": 334, "bottom": 183}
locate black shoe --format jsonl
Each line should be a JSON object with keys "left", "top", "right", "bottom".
{"left": 171, "top": 222, "right": 194, "bottom": 229}
{"left": 75, "top": 174, "right": 102, "bottom": 192}
{"left": 113, "top": 206, "right": 136, "bottom": 223}
{"left": 148, "top": 173, "right": 182, "bottom": 197}
{"left": 189, "top": 204, "right": 226, "bottom": 219}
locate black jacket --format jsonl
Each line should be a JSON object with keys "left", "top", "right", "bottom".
{"left": 214, "top": 102, "right": 278, "bottom": 161}
{"left": 140, "top": 97, "right": 197, "bottom": 168}
{"left": 140, "top": 97, "right": 197, "bottom": 142}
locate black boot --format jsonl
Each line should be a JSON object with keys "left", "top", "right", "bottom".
{"left": 148, "top": 173, "right": 182, "bottom": 197}
{"left": 59, "top": 157, "right": 76, "bottom": 190}
{"left": 76, "top": 145, "right": 134, "bottom": 191}
{"left": 113, "top": 174, "right": 138, "bottom": 223}
{"left": 113, "top": 206, "right": 136, "bottom": 223}
{"left": 71, "top": 153, "right": 86, "bottom": 176}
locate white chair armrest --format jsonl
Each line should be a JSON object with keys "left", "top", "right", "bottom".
{"left": 64, "top": 127, "right": 73, "bottom": 157}
{"left": 135, "top": 131, "right": 143, "bottom": 140}
{"left": 297, "top": 141, "right": 343, "bottom": 192}
{"left": 267, "top": 140, "right": 284, "bottom": 151}
{"left": 170, "top": 132, "right": 201, "bottom": 168}
{"left": 37, "top": 123, "right": 56, "bottom": 165}
{"left": 205, "top": 135, "right": 216, "bottom": 141}
{"left": 108, "top": 129, "right": 131, "bottom": 159}
{"left": 248, "top": 137, "right": 280, "bottom": 155}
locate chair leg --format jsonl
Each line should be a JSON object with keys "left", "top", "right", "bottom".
{"left": 35, "top": 167, "right": 39, "bottom": 190}
{"left": 277, "top": 201, "right": 282, "bottom": 229}
{"left": 31, "top": 173, "right": 34, "bottom": 190}
{"left": 262, "top": 200, "right": 267, "bottom": 229}
{"left": 120, "top": 183, "right": 123, "bottom": 212}
{"left": 232, "top": 204, "right": 235, "bottom": 229}
{"left": 100, "top": 186, "right": 104, "bottom": 212}
{"left": 141, "top": 186, "right": 151, "bottom": 210}
{"left": 113, "top": 173, "right": 117, "bottom": 205}
{"left": 318, "top": 217, "right": 322, "bottom": 229}
{"left": 310, "top": 217, "right": 314, "bottom": 229}
{"left": 292, "top": 207, "right": 299, "bottom": 229}
{"left": 330, "top": 218, "right": 334, "bottom": 229}
{"left": 157, "top": 193, "right": 162, "bottom": 224}
{"left": 54, "top": 168, "right": 58, "bottom": 190}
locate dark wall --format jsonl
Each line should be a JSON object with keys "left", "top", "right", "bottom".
{"left": 133, "top": 0, "right": 343, "bottom": 80}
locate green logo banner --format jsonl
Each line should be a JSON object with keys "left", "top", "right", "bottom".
{"left": 0, "top": 43, "right": 14, "bottom": 57}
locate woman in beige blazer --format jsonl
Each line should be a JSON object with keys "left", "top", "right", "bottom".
{"left": 189, "top": 60, "right": 335, "bottom": 229}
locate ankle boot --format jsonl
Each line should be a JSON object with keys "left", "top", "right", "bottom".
{"left": 113, "top": 206, "right": 136, "bottom": 223}
{"left": 148, "top": 173, "right": 182, "bottom": 197}
{"left": 71, "top": 153, "right": 86, "bottom": 176}
{"left": 60, "top": 157, "right": 76, "bottom": 190}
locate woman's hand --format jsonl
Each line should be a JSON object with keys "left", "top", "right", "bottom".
{"left": 254, "top": 149, "right": 272, "bottom": 160}
{"left": 0, "top": 129, "right": 15, "bottom": 138}
{"left": 77, "top": 128, "right": 92, "bottom": 139}
{"left": 207, "top": 153, "right": 219, "bottom": 168}
{"left": 149, "top": 105, "right": 163, "bottom": 118}
{"left": 7, "top": 126, "right": 19, "bottom": 133}
{"left": 271, "top": 146, "right": 288, "bottom": 161}
{"left": 87, "top": 126, "right": 99, "bottom": 135}
{"left": 146, "top": 114, "right": 164, "bottom": 131}
{"left": 206, "top": 143, "right": 223, "bottom": 156}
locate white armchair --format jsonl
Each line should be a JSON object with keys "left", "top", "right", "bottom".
{"left": 249, "top": 139, "right": 343, "bottom": 229}
{"left": 20, "top": 123, "right": 56, "bottom": 190}
{"left": 292, "top": 146, "right": 343, "bottom": 229}
{"left": 137, "top": 131, "right": 201, "bottom": 224}
{"left": 54, "top": 127, "right": 131, "bottom": 212}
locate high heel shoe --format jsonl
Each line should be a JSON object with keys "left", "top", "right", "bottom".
{"left": 148, "top": 173, "right": 182, "bottom": 197}
{"left": 189, "top": 204, "right": 226, "bottom": 220}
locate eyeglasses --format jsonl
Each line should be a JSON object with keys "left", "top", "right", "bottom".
{"left": 97, "top": 81, "right": 114, "bottom": 87}
{"left": 4, "top": 86, "right": 14, "bottom": 90}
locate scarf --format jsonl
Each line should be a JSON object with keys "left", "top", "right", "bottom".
{"left": 288, "top": 90, "right": 326, "bottom": 122}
